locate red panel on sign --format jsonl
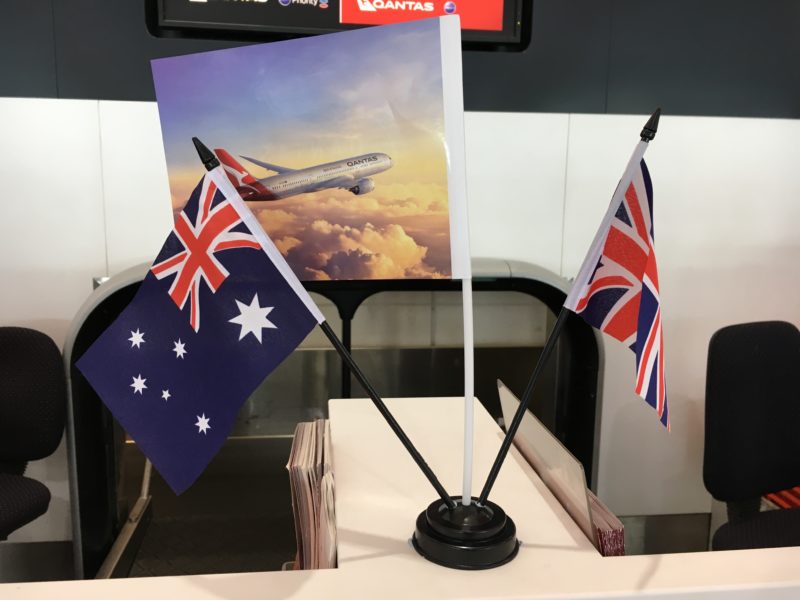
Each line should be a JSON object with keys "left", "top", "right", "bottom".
{"left": 340, "top": 0, "right": 504, "bottom": 32}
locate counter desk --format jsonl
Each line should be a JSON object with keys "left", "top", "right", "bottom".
{"left": 4, "top": 397, "right": 799, "bottom": 599}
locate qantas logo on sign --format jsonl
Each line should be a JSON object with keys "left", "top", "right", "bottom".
{"left": 356, "top": 0, "right": 434, "bottom": 12}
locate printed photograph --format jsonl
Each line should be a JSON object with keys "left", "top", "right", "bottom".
{"left": 152, "top": 18, "right": 454, "bottom": 281}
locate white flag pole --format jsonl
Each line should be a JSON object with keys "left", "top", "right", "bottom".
{"left": 462, "top": 277, "right": 475, "bottom": 505}
{"left": 439, "top": 15, "right": 475, "bottom": 506}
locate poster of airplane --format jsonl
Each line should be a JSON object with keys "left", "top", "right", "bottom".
{"left": 152, "top": 17, "right": 468, "bottom": 281}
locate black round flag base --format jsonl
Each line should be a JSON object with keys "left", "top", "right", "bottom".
{"left": 412, "top": 496, "right": 519, "bottom": 570}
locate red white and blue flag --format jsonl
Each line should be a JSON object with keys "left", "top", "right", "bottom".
{"left": 77, "top": 167, "right": 324, "bottom": 493}
{"left": 564, "top": 157, "right": 669, "bottom": 429}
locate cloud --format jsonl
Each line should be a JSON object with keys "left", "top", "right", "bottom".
{"left": 324, "top": 249, "right": 374, "bottom": 280}
{"left": 303, "top": 267, "right": 331, "bottom": 280}
{"left": 274, "top": 236, "right": 302, "bottom": 255}
{"left": 283, "top": 219, "right": 447, "bottom": 281}
{"left": 254, "top": 208, "right": 300, "bottom": 237}
{"left": 342, "top": 223, "right": 428, "bottom": 271}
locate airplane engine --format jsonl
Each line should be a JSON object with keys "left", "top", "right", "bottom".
{"left": 349, "top": 178, "right": 375, "bottom": 195}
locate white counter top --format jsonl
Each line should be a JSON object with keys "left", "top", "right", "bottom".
{"left": 3, "top": 397, "right": 799, "bottom": 599}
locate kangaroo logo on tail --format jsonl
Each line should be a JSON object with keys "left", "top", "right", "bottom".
{"left": 214, "top": 148, "right": 273, "bottom": 200}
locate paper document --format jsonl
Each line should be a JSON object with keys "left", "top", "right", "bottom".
{"left": 497, "top": 380, "right": 624, "bottom": 556}
{"left": 286, "top": 419, "right": 337, "bottom": 569}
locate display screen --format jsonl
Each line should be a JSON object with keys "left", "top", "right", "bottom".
{"left": 155, "top": 0, "right": 523, "bottom": 45}
{"left": 339, "top": 0, "right": 503, "bottom": 31}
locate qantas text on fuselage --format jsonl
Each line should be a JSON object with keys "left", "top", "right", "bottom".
{"left": 215, "top": 148, "right": 393, "bottom": 201}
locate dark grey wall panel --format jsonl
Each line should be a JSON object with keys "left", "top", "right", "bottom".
{"left": 1, "top": 0, "right": 799, "bottom": 119}
{"left": 463, "top": 1, "right": 611, "bottom": 113}
{"left": 52, "top": 0, "right": 248, "bottom": 101}
{"left": 607, "top": 0, "right": 800, "bottom": 118}
{"left": 0, "top": 1, "right": 57, "bottom": 98}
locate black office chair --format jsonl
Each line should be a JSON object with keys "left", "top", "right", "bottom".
{"left": 0, "top": 327, "right": 67, "bottom": 540}
{"left": 703, "top": 321, "right": 800, "bottom": 550}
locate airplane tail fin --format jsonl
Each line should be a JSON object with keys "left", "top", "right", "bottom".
{"left": 214, "top": 148, "right": 271, "bottom": 200}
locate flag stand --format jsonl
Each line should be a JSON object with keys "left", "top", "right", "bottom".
{"left": 322, "top": 278, "right": 521, "bottom": 569}
{"left": 413, "top": 311, "right": 522, "bottom": 567}
{"left": 413, "top": 109, "right": 663, "bottom": 568}
{"left": 410, "top": 225, "right": 521, "bottom": 572}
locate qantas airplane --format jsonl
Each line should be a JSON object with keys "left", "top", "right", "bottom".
{"left": 214, "top": 148, "right": 393, "bottom": 201}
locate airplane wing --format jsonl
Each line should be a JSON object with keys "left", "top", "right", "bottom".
{"left": 241, "top": 155, "right": 295, "bottom": 174}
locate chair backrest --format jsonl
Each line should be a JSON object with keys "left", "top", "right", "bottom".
{"left": 703, "top": 321, "right": 800, "bottom": 502}
{"left": 0, "top": 327, "right": 67, "bottom": 469}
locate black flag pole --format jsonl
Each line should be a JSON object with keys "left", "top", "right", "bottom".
{"left": 318, "top": 321, "right": 457, "bottom": 509}
{"left": 192, "top": 137, "right": 457, "bottom": 511}
{"left": 477, "top": 308, "right": 570, "bottom": 504}
{"left": 477, "top": 109, "right": 662, "bottom": 506}
{"left": 193, "top": 136, "right": 221, "bottom": 170}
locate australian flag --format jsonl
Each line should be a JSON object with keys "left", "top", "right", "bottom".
{"left": 564, "top": 158, "right": 668, "bottom": 429}
{"left": 77, "top": 168, "right": 324, "bottom": 493}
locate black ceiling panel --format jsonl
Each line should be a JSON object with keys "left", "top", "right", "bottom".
{"left": 0, "top": 1, "right": 58, "bottom": 98}
{"left": 606, "top": 0, "right": 800, "bottom": 118}
{"left": 1, "top": 0, "right": 798, "bottom": 118}
{"left": 52, "top": 0, "right": 248, "bottom": 102}
{"left": 463, "top": 0, "right": 612, "bottom": 113}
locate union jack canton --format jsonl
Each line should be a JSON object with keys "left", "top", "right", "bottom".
{"left": 151, "top": 175, "right": 261, "bottom": 332}
{"left": 565, "top": 159, "right": 669, "bottom": 429}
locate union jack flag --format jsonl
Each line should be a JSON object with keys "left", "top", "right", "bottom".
{"left": 151, "top": 175, "right": 261, "bottom": 332}
{"left": 565, "top": 159, "right": 668, "bottom": 429}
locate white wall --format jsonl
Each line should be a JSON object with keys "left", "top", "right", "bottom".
{"left": 467, "top": 111, "right": 800, "bottom": 516}
{"left": 0, "top": 99, "right": 105, "bottom": 542}
{"left": 1, "top": 99, "right": 798, "bottom": 542}
{"left": 0, "top": 98, "right": 172, "bottom": 542}
{"left": 465, "top": 112, "right": 568, "bottom": 276}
